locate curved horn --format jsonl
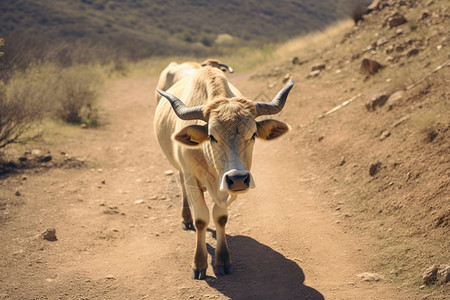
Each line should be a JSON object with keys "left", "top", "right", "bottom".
{"left": 219, "top": 63, "right": 234, "bottom": 73}
{"left": 156, "top": 89, "right": 206, "bottom": 121}
{"left": 255, "top": 79, "right": 294, "bottom": 117}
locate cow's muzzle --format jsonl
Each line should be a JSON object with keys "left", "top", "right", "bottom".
{"left": 220, "top": 169, "right": 255, "bottom": 193}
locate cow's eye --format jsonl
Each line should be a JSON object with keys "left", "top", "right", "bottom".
{"left": 251, "top": 132, "right": 257, "bottom": 140}
{"left": 209, "top": 135, "right": 218, "bottom": 143}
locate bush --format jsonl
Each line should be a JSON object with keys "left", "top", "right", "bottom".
{"left": 350, "top": 1, "right": 367, "bottom": 25}
{"left": 0, "top": 65, "right": 53, "bottom": 149}
{"left": 52, "top": 66, "right": 101, "bottom": 125}
{"left": 0, "top": 63, "right": 102, "bottom": 150}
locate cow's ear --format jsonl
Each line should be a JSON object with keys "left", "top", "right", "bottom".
{"left": 256, "top": 119, "right": 290, "bottom": 140}
{"left": 173, "top": 125, "right": 208, "bottom": 147}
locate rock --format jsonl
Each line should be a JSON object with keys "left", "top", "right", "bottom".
{"left": 311, "top": 63, "right": 326, "bottom": 72}
{"left": 365, "top": 92, "right": 389, "bottom": 111}
{"left": 42, "top": 228, "right": 57, "bottom": 241}
{"left": 360, "top": 58, "right": 383, "bottom": 76}
{"left": 385, "top": 90, "right": 405, "bottom": 110}
{"left": 419, "top": 11, "right": 430, "bottom": 20}
{"left": 31, "top": 149, "right": 42, "bottom": 156}
{"left": 37, "top": 155, "right": 52, "bottom": 163}
{"left": 391, "top": 115, "right": 410, "bottom": 128}
{"left": 292, "top": 57, "right": 304, "bottom": 65}
{"left": 306, "top": 70, "right": 321, "bottom": 79}
{"left": 423, "top": 264, "right": 450, "bottom": 283}
{"left": 357, "top": 272, "right": 383, "bottom": 282}
{"left": 386, "top": 13, "right": 407, "bottom": 28}
{"left": 376, "top": 37, "right": 388, "bottom": 47}
{"left": 380, "top": 130, "right": 391, "bottom": 141}
{"left": 15, "top": 190, "right": 21, "bottom": 196}
{"left": 369, "top": 162, "right": 382, "bottom": 176}
{"left": 134, "top": 199, "right": 144, "bottom": 204}
{"left": 105, "top": 275, "right": 115, "bottom": 280}
{"left": 164, "top": 170, "right": 174, "bottom": 176}
{"left": 367, "top": 0, "right": 388, "bottom": 12}
{"left": 80, "top": 123, "right": 88, "bottom": 129}
{"left": 407, "top": 48, "right": 419, "bottom": 57}
{"left": 282, "top": 74, "right": 292, "bottom": 83}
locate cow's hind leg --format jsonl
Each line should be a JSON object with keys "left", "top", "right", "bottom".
{"left": 213, "top": 204, "right": 232, "bottom": 275}
{"left": 179, "top": 173, "right": 194, "bottom": 230}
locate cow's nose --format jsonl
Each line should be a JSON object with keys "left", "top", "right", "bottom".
{"left": 220, "top": 169, "right": 256, "bottom": 193}
{"left": 226, "top": 173, "right": 250, "bottom": 191}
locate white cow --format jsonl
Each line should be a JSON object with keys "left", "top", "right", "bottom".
{"left": 155, "top": 59, "right": 233, "bottom": 103}
{"left": 154, "top": 65, "right": 293, "bottom": 279}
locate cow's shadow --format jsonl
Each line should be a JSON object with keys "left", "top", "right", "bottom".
{"left": 205, "top": 230, "right": 324, "bottom": 300}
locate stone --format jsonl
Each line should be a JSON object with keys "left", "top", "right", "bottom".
{"left": 386, "top": 13, "right": 407, "bottom": 28}
{"left": 306, "top": 70, "right": 321, "bottom": 78}
{"left": 376, "top": 37, "right": 388, "bottom": 47}
{"left": 360, "top": 58, "right": 383, "bottom": 76}
{"left": 423, "top": 264, "right": 450, "bottom": 283}
{"left": 31, "top": 149, "right": 42, "bottom": 156}
{"left": 380, "top": 130, "right": 391, "bottom": 141}
{"left": 37, "top": 155, "right": 52, "bottom": 163}
{"left": 42, "top": 228, "right": 57, "bottom": 241}
{"left": 164, "top": 170, "right": 174, "bottom": 176}
{"left": 365, "top": 92, "right": 389, "bottom": 111}
{"left": 357, "top": 272, "right": 383, "bottom": 282}
{"left": 292, "top": 57, "right": 304, "bottom": 65}
{"left": 283, "top": 74, "right": 292, "bottom": 83}
{"left": 385, "top": 90, "right": 406, "bottom": 110}
{"left": 369, "top": 162, "right": 382, "bottom": 176}
{"left": 134, "top": 199, "right": 144, "bottom": 204}
{"left": 311, "top": 63, "right": 326, "bottom": 72}
{"left": 407, "top": 48, "right": 419, "bottom": 57}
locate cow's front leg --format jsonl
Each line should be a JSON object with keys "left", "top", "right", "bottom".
{"left": 213, "top": 203, "right": 232, "bottom": 275}
{"left": 179, "top": 172, "right": 193, "bottom": 230}
{"left": 185, "top": 175, "right": 210, "bottom": 280}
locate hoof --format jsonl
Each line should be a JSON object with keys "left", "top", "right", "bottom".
{"left": 182, "top": 221, "right": 194, "bottom": 231}
{"left": 191, "top": 268, "right": 207, "bottom": 280}
{"left": 215, "top": 264, "right": 233, "bottom": 276}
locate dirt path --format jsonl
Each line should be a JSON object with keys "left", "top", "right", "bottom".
{"left": 0, "top": 74, "right": 412, "bottom": 299}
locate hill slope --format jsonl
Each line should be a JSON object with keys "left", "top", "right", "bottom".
{"left": 1, "top": 0, "right": 363, "bottom": 59}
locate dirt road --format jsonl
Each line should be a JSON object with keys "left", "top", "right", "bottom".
{"left": 0, "top": 74, "right": 411, "bottom": 299}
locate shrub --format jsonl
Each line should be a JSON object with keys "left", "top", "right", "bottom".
{"left": 350, "top": 1, "right": 367, "bottom": 25}
{"left": 0, "top": 66, "right": 53, "bottom": 149}
{"left": 52, "top": 66, "right": 101, "bottom": 125}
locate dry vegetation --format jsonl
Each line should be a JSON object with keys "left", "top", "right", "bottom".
{"left": 1, "top": 0, "right": 362, "bottom": 59}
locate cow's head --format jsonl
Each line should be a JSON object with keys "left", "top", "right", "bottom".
{"left": 157, "top": 80, "right": 293, "bottom": 195}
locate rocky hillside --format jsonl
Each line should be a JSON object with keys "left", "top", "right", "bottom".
{"left": 251, "top": 0, "right": 449, "bottom": 295}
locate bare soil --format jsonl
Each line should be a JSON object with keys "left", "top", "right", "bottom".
{"left": 0, "top": 72, "right": 428, "bottom": 299}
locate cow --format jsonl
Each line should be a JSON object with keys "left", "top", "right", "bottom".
{"left": 155, "top": 59, "right": 234, "bottom": 103}
{"left": 154, "top": 65, "right": 294, "bottom": 280}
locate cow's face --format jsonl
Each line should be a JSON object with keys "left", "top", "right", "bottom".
{"left": 173, "top": 98, "right": 289, "bottom": 194}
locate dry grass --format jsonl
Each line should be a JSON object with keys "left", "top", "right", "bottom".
{"left": 274, "top": 19, "right": 354, "bottom": 62}
{"left": 0, "top": 62, "right": 103, "bottom": 151}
